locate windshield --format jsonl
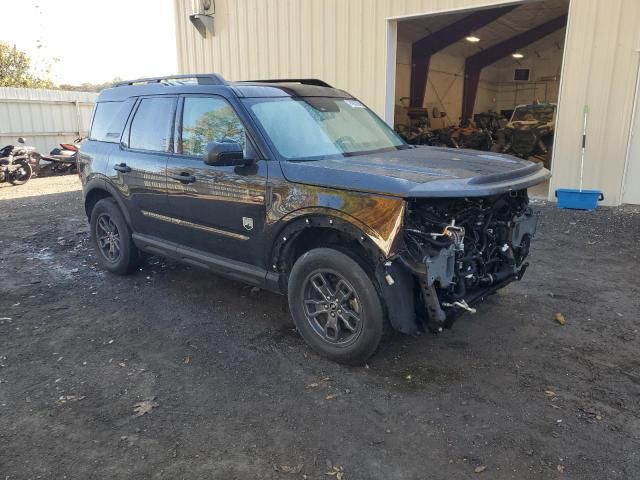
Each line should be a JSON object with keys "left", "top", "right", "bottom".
{"left": 244, "top": 97, "right": 407, "bottom": 160}
{"left": 511, "top": 105, "right": 556, "bottom": 122}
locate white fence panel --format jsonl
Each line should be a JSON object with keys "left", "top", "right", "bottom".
{"left": 0, "top": 87, "right": 97, "bottom": 154}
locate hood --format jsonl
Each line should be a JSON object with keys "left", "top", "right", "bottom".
{"left": 279, "top": 146, "right": 550, "bottom": 198}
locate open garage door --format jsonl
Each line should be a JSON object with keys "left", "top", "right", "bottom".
{"left": 392, "top": 0, "right": 569, "bottom": 199}
{"left": 623, "top": 68, "right": 640, "bottom": 204}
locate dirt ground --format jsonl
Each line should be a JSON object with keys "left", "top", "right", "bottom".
{"left": 1, "top": 176, "right": 639, "bottom": 480}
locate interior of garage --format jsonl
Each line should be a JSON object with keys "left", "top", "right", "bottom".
{"left": 393, "top": 0, "right": 569, "bottom": 198}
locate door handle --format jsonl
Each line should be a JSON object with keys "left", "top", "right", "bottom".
{"left": 170, "top": 172, "right": 197, "bottom": 184}
{"left": 113, "top": 163, "right": 131, "bottom": 173}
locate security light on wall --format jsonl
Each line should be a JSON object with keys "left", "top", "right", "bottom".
{"left": 512, "top": 52, "right": 524, "bottom": 59}
{"left": 189, "top": 0, "right": 215, "bottom": 38}
{"left": 465, "top": 35, "right": 481, "bottom": 43}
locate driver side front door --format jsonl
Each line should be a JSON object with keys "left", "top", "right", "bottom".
{"left": 163, "top": 94, "right": 269, "bottom": 270}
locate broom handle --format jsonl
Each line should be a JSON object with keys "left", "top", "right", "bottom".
{"left": 580, "top": 106, "right": 588, "bottom": 192}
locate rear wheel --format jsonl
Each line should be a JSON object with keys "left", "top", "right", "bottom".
{"left": 9, "top": 162, "right": 32, "bottom": 185}
{"left": 90, "top": 198, "right": 139, "bottom": 275}
{"left": 288, "top": 248, "right": 386, "bottom": 365}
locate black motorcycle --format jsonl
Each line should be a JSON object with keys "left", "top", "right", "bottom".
{"left": 42, "top": 137, "right": 82, "bottom": 174}
{"left": 0, "top": 137, "right": 38, "bottom": 185}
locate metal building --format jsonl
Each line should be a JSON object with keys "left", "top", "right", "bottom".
{"left": 0, "top": 88, "right": 97, "bottom": 154}
{"left": 174, "top": 0, "right": 640, "bottom": 205}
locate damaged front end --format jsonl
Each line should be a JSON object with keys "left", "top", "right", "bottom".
{"left": 396, "top": 190, "right": 537, "bottom": 332}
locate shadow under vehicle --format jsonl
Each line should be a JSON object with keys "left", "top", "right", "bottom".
{"left": 79, "top": 74, "right": 549, "bottom": 364}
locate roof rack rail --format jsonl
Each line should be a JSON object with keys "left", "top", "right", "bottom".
{"left": 114, "top": 74, "right": 227, "bottom": 87}
{"left": 237, "top": 78, "right": 333, "bottom": 88}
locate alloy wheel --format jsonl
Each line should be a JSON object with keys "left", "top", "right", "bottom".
{"left": 95, "top": 213, "right": 121, "bottom": 263}
{"left": 302, "top": 269, "right": 363, "bottom": 345}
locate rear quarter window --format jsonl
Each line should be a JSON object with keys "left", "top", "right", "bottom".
{"left": 89, "top": 99, "right": 135, "bottom": 143}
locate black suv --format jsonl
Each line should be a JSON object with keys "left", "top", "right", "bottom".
{"left": 79, "top": 74, "right": 549, "bottom": 364}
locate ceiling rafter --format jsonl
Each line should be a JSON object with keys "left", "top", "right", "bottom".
{"left": 409, "top": 5, "right": 518, "bottom": 108}
{"left": 461, "top": 13, "right": 568, "bottom": 121}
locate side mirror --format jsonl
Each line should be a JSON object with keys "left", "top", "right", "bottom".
{"left": 17, "top": 137, "right": 26, "bottom": 144}
{"left": 204, "top": 141, "right": 246, "bottom": 166}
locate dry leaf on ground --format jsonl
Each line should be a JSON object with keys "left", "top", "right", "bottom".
{"left": 474, "top": 465, "right": 487, "bottom": 473}
{"left": 280, "top": 464, "right": 304, "bottom": 474}
{"left": 133, "top": 399, "right": 159, "bottom": 417}
{"left": 306, "top": 377, "right": 330, "bottom": 388}
{"left": 326, "top": 465, "right": 344, "bottom": 479}
{"left": 554, "top": 313, "right": 566, "bottom": 325}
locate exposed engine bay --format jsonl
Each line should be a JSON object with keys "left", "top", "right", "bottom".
{"left": 398, "top": 190, "right": 537, "bottom": 331}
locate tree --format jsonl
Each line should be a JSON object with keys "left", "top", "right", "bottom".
{"left": 0, "top": 42, "right": 53, "bottom": 89}
{"left": 57, "top": 78, "right": 122, "bottom": 92}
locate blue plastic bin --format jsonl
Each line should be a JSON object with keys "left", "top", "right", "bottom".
{"left": 555, "top": 188, "right": 604, "bottom": 210}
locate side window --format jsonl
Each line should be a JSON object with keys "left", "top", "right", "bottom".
{"left": 180, "top": 96, "right": 246, "bottom": 156}
{"left": 89, "top": 99, "right": 134, "bottom": 143}
{"left": 129, "top": 97, "right": 175, "bottom": 152}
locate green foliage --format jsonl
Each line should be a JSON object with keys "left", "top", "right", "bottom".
{"left": 58, "top": 78, "right": 122, "bottom": 92}
{"left": 0, "top": 42, "right": 53, "bottom": 89}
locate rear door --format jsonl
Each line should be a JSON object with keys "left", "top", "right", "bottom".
{"left": 163, "top": 94, "right": 269, "bottom": 267}
{"left": 109, "top": 95, "right": 177, "bottom": 237}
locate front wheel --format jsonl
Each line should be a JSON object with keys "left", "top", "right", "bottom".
{"left": 9, "top": 162, "right": 32, "bottom": 185}
{"left": 288, "top": 248, "right": 386, "bottom": 365}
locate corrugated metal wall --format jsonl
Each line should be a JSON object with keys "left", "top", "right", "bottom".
{"left": 174, "top": 0, "right": 508, "bottom": 115}
{"left": 552, "top": 0, "right": 640, "bottom": 206}
{"left": 0, "top": 88, "right": 97, "bottom": 154}
{"left": 174, "top": 0, "right": 640, "bottom": 205}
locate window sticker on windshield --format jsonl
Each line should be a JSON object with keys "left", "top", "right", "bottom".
{"left": 344, "top": 99, "right": 365, "bottom": 108}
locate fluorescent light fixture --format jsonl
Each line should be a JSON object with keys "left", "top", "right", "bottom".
{"left": 465, "top": 36, "right": 481, "bottom": 43}
{"left": 512, "top": 52, "right": 524, "bottom": 59}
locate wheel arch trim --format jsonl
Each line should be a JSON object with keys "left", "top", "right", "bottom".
{"left": 84, "top": 178, "right": 133, "bottom": 227}
{"left": 269, "top": 205, "right": 403, "bottom": 260}
{"left": 268, "top": 208, "right": 386, "bottom": 270}
{"left": 269, "top": 209, "right": 419, "bottom": 335}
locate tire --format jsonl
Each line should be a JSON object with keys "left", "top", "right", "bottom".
{"left": 544, "top": 142, "right": 553, "bottom": 169}
{"left": 288, "top": 248, "right": 386, "bottom": 365}
{"left": 9, "top": 162, "right": 32, "bottom": 185}
{"left": 90, "top": 198, "right": 139, "bottom": 275}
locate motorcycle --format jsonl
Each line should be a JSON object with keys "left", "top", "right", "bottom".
{"left": 42, "top": 137, "right": 82, "bottom": 174}
{"left": 0, "top": 137, "right": 38, "bottom": 186}
{"left": 436, "top": 121, "right": 495, "bottom": 151}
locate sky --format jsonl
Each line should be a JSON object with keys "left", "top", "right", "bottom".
{"left": 0, "top": 0, "right": 178, "bottom": 85}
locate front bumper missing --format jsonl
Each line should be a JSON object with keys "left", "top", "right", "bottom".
{"left": 417, "top": 260, "right": 529, "bottom": 332}
{"left": 396, "top": 212, "right": 537, "bottom": 333}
